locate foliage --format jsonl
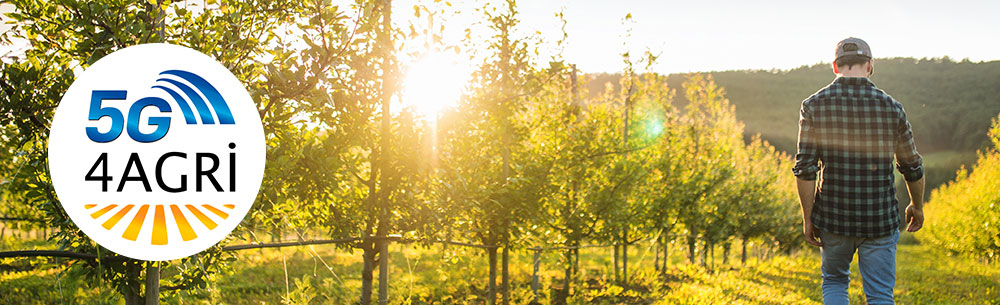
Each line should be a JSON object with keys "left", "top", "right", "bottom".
{"left": 0, "top": 0, "right": 411, "bottom": 300}
{"left": 435, "top": 0, "right": 541, "bottom": 249}
{"left": 626, "top": 73, "right": 800, "bottom": 265}
{"left": 922, "top": 113, "right": 1000, "bottom": 259}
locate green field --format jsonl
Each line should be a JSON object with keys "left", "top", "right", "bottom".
{"left": 2, "top": 233, "right": 998, "bottom": 304}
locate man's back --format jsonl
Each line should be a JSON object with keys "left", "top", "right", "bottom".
{"left": 794, "top": 37, "right": 926, "bottom": 305}
{"left": 793, "top": 77, "right": 923, "bottom": 237}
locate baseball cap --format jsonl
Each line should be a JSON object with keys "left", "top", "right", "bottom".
{"left": 835, "top": 37, "right": 872, "bottom": 60}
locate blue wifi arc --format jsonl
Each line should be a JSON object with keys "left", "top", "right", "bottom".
{"left": 86, "top": 70, "right": 235, "bottom": 143}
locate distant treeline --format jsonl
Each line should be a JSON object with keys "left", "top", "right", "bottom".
{"left": 588, "top": 57, "right": 1000, "bottom": 154}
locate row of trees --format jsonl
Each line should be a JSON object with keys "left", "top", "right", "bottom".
{"left": 922, "top": 114, "right": 1000, "bottom": 260}
{"left": 0, "top": 0, "right": 800, "bottom": 303}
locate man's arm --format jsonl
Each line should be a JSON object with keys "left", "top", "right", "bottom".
{"left": 894, "top": 104, "right": 925, "bottom": 232}
{"left": 904, "top": 176, "right": 925, "bottom": 232}
{"left": 796, "top": 178, "right": 822, "bottom": 246}
{"left": 793, "top": 100, "right": 822, "bottom": 246}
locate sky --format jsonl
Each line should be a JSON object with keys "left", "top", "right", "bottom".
{"left": 2, "top": 0, "right": 999, "bottom": 74}
{"left": 511, "top": 0, "right": 1000, "bottom": 73}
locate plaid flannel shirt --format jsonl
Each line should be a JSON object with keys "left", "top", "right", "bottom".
{"left": 793, "top": 77, "right": 923, "bottom": 238}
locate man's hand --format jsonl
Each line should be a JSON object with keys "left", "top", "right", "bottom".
{"left": 804, "top": 222, "right": 823, "bottom": 247}
{"left": 904, "top": 176, "right": 925, "bottom": 232}
{"left": 905, "top": 204, "right": 924, "bottom": 232}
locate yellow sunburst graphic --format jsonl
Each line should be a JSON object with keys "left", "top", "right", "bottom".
{"left": 84, "top": 204, "right": 236, "bottom": 245}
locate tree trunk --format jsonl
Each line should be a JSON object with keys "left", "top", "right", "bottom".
{"left": 700, "top": 242, "right": 708, "bottom": 267}
{"left": 501, "top": 247, "right": 509, "bottom": 305}
{"left": 687, "top": 233, "right": 696, "bottom": 264}
{"left": 711, "top": 243, "right": 716, "bottom": 269}
{"left": 613, "top": 243, "right": 620, "bottom": 282}
{"left": 572, "top": 248, "right": 579, "bottom": 276}
{"left": 488, "top": 247, "right": 497, "bottom": 305}
{"left": 123, "top": 262, "right": 142, "bottom": 305}
{"left": 371, "top": 0, "right": 394, "bottom": 302}
{"left": 741, "top": 236, "right": 748, "bottom": 265}
{"left": 360, "top": 240, "right": 376, "bottom": 305}
{"left": 654, "top": 238, "right": 660, "bottom": 272}
{"left": 560, "top": 248, "right": 572, "bottom": 304}
{"left": 145, "top": 262, "right": 159, "bottom": 305}
{"left": 622, "top": 227, "right": 628, "bottom": 284}
{"left": 661, "top": 234, "right": 669, "bottom": 274}
{"left": 722, "top": 241, "right": 730, "bottom": 266}
{"left": 531, "top": 249, "right": 541, "bottom": 303}
{"left": 620, "top": 65, "right": 632, "bottom": 286}
{"left": 378, "top": 239, "right": 389, "bottom": 305}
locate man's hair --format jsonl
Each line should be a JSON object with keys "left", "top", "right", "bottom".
{"left": 835, "top": 55, "right": 870, "bottom": 69}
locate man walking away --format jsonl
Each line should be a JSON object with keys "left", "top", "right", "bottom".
{"left": 792, "top": 37, "right": 926, "bottom": 305}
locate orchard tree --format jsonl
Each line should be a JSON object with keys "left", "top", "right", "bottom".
{"left": 628, "top": 72, "right": 680, "bottom": 274}
{"left": 0, "top": 1, "right": 437, "bottom": 304}
{"left": 0, "top": 0, "right": 316, "bottom": 302}
{"left": 434, "top": 0, "right": 544, "bottom": 303}
{"left": 528, "top": 61, "right": 624, "bottom": 300}
{"left": 603, "top": 59, "right": 671, "bottom": 283}
{"left": 668, "top": 74, "right": 740, "bottom": 264}
{"left": 262, "top": 0, "right": 439, "bottom": 303}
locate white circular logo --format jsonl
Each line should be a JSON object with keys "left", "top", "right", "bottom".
{"left": 48, "top": 43, "right": 265, "bottom": 261}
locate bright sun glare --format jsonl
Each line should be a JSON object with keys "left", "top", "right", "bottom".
{"left": 400, "top": 52, "right": 470, "bottom": 119}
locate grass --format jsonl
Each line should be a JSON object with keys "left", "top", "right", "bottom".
{"left": 2, "top": 232, "right": 999, "bottom": 304}
{"left": 652, "top": 239, "right": 1000, "bottom": 304}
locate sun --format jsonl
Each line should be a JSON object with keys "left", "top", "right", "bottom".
{"left": 399, "top": 52, "right": 470, "bottom": 118}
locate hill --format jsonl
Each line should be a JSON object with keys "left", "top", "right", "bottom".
{"left": 680, "top": 58, "right": 1000, "bottom": 155}
{"left": 587, "top": 57, "right": 1000, "bottom": 194}
{"left": 589, "top": 58, "right": 1000, "bottom": 153}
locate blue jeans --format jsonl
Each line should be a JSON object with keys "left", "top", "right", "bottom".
{"left": 818, "top": 229, "right": 899, "bottom": 305}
